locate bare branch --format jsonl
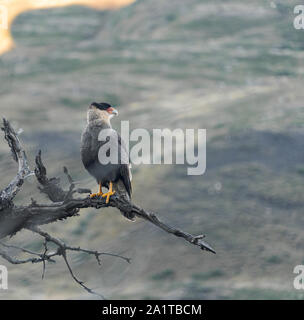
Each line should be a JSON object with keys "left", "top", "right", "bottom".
{"left": 62, "top": 250, "right": 105, "bottom": 299}
{"left": 0, "top": 194, "right": 215, "bottom": 253}
{"left": 0, "top": 119, "right": 32, "bottom": 209}
{"left": 0, "top": 241, "right": 57, "bottom": 263}
{"left": 29, "top": 226, "right": 107, "bottom": 299}
{"left": 35, "top": 150, "right": 69, "bottom": 202}
{"left": 0, "top": 247, "right": 42, "bottom": 265}
{"left": 41, "top": 239, "right": 48, "bottom": 279}
{"left": 130, "top": 204, "right": 216, "bottom": 253}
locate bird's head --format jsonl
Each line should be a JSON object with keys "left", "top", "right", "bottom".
{"left": 88, "top": 102, "right": 118, "bottom": 124}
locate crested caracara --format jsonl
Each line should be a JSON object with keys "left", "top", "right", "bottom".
{"left": 81, "top": 102, "right": 134, "bottom": 220}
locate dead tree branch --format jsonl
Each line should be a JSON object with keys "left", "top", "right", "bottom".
{"left": 0, "top": 119, "right": 32, "bottom": 210}
{"left": 0, "top": 119, "right": 215, "bottom": 298}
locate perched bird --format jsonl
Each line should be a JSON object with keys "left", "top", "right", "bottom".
{"left": 81, "top": 102, "right": 134, "bottom": 219}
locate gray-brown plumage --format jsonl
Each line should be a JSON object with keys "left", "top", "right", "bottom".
{"left": 81, "top": 102, "right": 134, "bottom": 220}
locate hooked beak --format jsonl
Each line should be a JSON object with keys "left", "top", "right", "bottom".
{"left": 107, "top": 107, "right": 118, "bottom": 116}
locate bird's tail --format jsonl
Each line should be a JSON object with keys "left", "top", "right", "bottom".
{"left": 113, "top": 180, "right": 135, "bottom": 221}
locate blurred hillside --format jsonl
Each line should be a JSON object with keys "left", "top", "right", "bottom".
{"left": 0, "top": 0, "right": 304, "bottom": 299}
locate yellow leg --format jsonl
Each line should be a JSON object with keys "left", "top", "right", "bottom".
{"left": 102, "top": 181, "right": 115, "bottom": 204}
{"left": 90, "top": 182, "right": 103, "bottom": 198}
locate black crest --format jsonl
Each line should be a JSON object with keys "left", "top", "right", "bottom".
{"left": 91, "top": 102, "right": 112, "bottom": 110}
